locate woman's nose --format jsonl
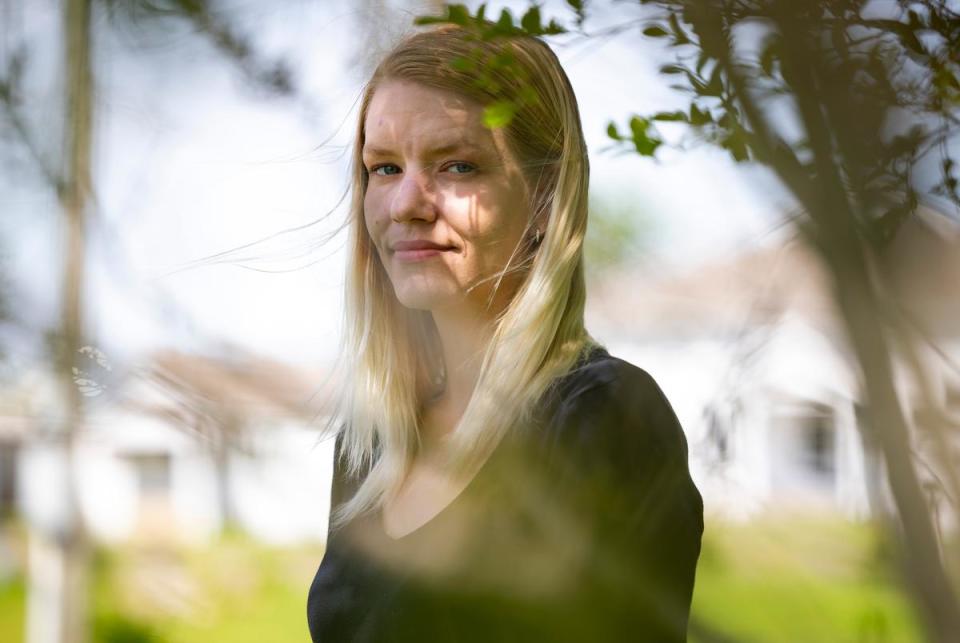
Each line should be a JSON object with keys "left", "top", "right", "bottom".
{"left": 390, "top": 169, "right": 437, "bottom": 223}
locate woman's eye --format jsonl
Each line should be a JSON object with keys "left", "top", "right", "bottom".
{"left": 371, "top": 164, "right": 401, "bottom": 176}
{"left": 446, "top": 162, "right": 475, "bottom": 175}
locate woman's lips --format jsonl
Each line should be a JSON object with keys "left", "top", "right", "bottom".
{"left": 391, "top": 240, "right": 454, "bottom": 262}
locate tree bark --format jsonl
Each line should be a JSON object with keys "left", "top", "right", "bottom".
{"left": 26, "top": 1, "right": 95, "bottom": 642}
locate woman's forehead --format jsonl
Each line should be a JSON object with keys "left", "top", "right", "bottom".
{"left": 363, "top": 81, "right": 504, "bottom": 157}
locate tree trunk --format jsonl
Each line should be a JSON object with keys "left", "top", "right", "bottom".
{"left": 26, "top": 0, "right": 94, "bottom": 642}
{"left": 825, "top": 245, "right": 960, "bottom": 641}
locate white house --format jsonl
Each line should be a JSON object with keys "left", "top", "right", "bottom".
{"left": 587, "top": 206, "right": 960, "bottom": 531}
{"left": 4, "top": 350, "right": 335, "bottom": 546}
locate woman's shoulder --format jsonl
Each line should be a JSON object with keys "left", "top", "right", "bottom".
{"left": 540, "top": 345, "right": 689, "bottom": 464}
{"left": 553, "top": 345, "right": 664, "bottom": 402}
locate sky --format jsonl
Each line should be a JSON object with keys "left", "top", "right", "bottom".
{"left": 0, "top": 0, "right": 794, "bottom": 371}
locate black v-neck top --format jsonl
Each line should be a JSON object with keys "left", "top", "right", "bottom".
{"left": 307, "top": 347, "right": 704, "bottom": 642}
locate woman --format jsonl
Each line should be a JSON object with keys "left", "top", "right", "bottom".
{"left": 308, "top": 23, "right": 703, "bottom": 642}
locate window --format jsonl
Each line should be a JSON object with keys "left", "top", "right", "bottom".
{"left": 802, "top": 411, "right": 836, "bottom": 477}
{"left": 771, "top": 400, "right": 837, "bottom": 497}
{"left": 0, "top": 442, "right": 17, "bottom": 520}
{"left": 126, "top": 453, "right": 171, "bottom": 497}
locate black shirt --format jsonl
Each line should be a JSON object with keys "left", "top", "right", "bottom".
{"left": 307, "top": 347, "right": 704, "bottom": 642}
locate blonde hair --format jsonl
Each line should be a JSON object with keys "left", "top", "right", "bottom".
{"left": 329, "top": 25, "right": 594, "bottom": 527}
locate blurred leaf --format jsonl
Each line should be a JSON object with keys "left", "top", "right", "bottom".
{"left": 652, "top": 110, "right": 689, "bottom": 122}
{"left": 668, "top": 12, "right": 690, "bottom": 45}
{"left": 496, "top": 8, "right": 515, "bottom": 32}
{"left": 451, "top": 56, "right": 475, "bottom": 72}
{"left": 415, "top": 3, "right": 472, "bottom": 27}
{"left": 690, "top": 104, "right": 712, "bottom": 125}
{"left": 722, "top": 129, "right": 750, "bottom": 162}
{"left": 643, "top": 25, "right": 670, "bottom": 38}
{"left": 704, "top": 64, "right": 723, "bottom": 97}
{"left": 696, "top": 50, "right": 710, "bottom": 75}
{"left": 521, "top": 5, "right": 542, "bottom": 33}
{"left": 483, "top": 100, "right": 518, "bottom": 128}
{"left": 629, "top": 116, "right": 662, "bottom": 156}
{"left": 566, "top": 0, "right": 586, "bottom": 27}
{"left": 660, "top": 63, "right": 687, "bottom": 75}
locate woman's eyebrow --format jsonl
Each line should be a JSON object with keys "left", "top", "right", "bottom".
{"left": 424, "top": 141, "right": 487, "bottom": 156}
{"left": 362, "top": 140, "right": 491, "bottom": 158}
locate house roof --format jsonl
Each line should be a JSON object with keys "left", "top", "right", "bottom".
{"left": 127, "top": 348, "right": 332, "bottom": 428}
{"left": 588, "top": 205, "right": 960, "bottom": 342}
{"left": 588, "top": 234, "right": 838, "bottom": 339}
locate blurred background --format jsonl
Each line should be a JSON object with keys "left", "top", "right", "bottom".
{"left": 1, "top": 0, "right": 957, "bottom": 641}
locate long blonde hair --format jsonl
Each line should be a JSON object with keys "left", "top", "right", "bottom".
{"left": 329, "top": 25, "right": 593, "bottom": 527}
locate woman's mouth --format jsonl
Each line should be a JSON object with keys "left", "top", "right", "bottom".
{"left": 391, "top": 240, "right": 455, "bottom": 262}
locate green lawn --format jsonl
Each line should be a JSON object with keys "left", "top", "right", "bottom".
{"left": 0, "top": 515, "right": 926, "bottom": 642}
{"left": 690, "top": 515, "right": 923, "bottom": 642}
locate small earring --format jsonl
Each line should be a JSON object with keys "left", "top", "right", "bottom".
{"left": 533, "top": 229, "right": 542, "bottom": 245}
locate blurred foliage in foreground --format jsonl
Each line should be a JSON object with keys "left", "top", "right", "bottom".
{"left": 0, "top": 516, "right": 924, "bottom": 642}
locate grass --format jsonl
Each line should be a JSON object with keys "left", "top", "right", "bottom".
{"left": 0, "top": 515, "right": 927, "bottom": 642}
{"left": 89, "top": 533, "right": 324, "bottom": 643}
{"left": 690, "top": 514, "right": 923, "bottom": 642}
{"left": 0, "top": 575, "right": 25, "bottom": 643}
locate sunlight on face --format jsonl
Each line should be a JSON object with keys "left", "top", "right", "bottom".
{"left": 362, "top": 81, "right": 532, "bottom": 315}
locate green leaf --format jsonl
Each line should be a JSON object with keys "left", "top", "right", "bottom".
{"left": 451, "top": 56, "right": 475, "bottom": 72}
{"left": 643, "top": 25, "right": 670, "bottom": 38}
{"left": 629, "top": 116, "right": 661, "bottom": 156}
{"left": 414, "top": 15, "right": 445, "bottom": 26}
{"left": 633, "top": 136, "right": 661, "bottom": 157}
{"left": 544, "top": 19, "right": 567, "bottom": 35}
{"left": 668, "top": 12, "right": 690, "bottom": 45}
{"left": 447, "top": 4, "right": 471, "bottom": 26}
{"left": 690, "top": 104, "right": 712, "bottom": 125}
{"left": 629, "top": 116, "right": 648, "bottom": 137}
{"left": 696, "top": 51, "right": 710, "bottom": 75}
{"left": 723, "top": 131, "right": 749, "bottom": 162}
{"left": 607, "top": 122, "right": 622, "bottom": 141}
{"left": 518, "top": 85, "right": 538, "bottom": 105}
{"left": 652, "top": 110, "right": 689, "bottom": 122}
{"left": 660, "top": 64, "right": 687, "bottom": 75}
{"left": 414, "top": 3, "right": 471, "bottom": 27}
{"left": 696, "top": 51, "right": 713, "bottom": 74}
{"left": 704, "top": 64, "right": 723, "bottom": 97}
{"left": 497, "top": 8, "right": 515, "bottom": 31}
{"left": 521, "top": 5, "right": 542, "bottom": 33}
{"left": 483, "top": 100, "right": 517, "bottom": 128}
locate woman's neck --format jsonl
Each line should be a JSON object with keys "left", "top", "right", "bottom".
{"left": 423, "top": 306, "right": 494, "bottom": 443}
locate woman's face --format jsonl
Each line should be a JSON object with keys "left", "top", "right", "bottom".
{"left": 362, "top": 80, "right": 533, "bottom": 314}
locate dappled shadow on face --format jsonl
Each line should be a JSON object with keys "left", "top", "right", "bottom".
{"left": 361, "top": 82, "right": 537, "bottom": 315}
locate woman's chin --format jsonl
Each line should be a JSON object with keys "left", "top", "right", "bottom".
{"left": 393, "top": 285, "right": 462, "bottom": 312}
